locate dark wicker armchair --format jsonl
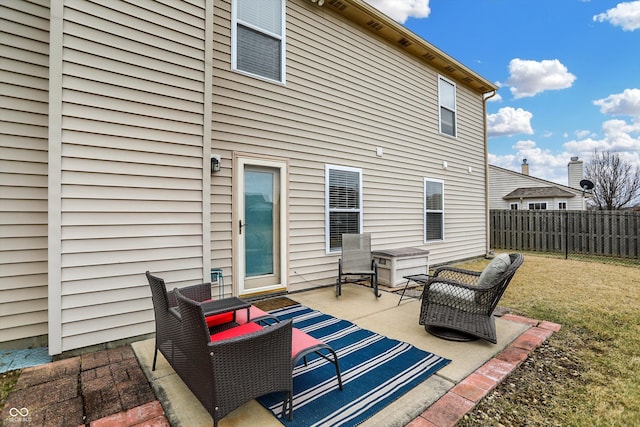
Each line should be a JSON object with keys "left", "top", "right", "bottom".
{"left": 145, "top": 271, "right": 278, "bottom": 370}
{"left": 418, "top": 253, "right": 524, "bottom": 344}
{"left": 173, "top": 288, "right": 293, "bottom": 427}
{"left": 146, "top": 271, "right": 213, "bottom": 371}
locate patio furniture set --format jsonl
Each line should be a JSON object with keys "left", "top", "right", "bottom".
{"left": 146, "top": 233, "right": 523, "bottom": 426}
{"left": 146, "top": 271, "right": 342, "bottom": 427}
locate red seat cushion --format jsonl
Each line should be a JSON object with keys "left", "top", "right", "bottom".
{"left": 205, "top": 312, "right": 234, "bottom": 328}
{"left": 210, "top": 322, "right": 263, "bottom": 342}
{"left": 291, "top": 328, "right": 323, "bottom": 359}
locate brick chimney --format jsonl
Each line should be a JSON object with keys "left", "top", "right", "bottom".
{"left": 568, "top": 156, "right": 583, "bottom": 189}
{"left": 521, "top": 158, "right": 529, "bottom": 175}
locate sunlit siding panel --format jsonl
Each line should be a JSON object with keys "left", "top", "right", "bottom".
{"left": 211, "top": 0, "right": 488, "bottom": 292}
{"left": 0, "top": 0, "right": 50, "bottom": 344}
{"left": 57, "top": 0, "right": 207, "bottom": 351}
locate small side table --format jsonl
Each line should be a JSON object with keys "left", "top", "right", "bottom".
{"left": 171, "top": 297, "right": 250, "bottom": 324}
{"left": 200, "top": 297, "right": 250, "bottom": 323}
{"left": 398, "top": 274, "right": 432, "bottom": 305}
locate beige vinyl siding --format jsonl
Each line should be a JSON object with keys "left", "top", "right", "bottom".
{"left": 212, "top": 0, "right": 488, "bottom": 292}
{"left": 0, "top": 0, "right": 50, "bottom": 345}
{"left": 52, "top": 0, "right": 209, "bottom": 352}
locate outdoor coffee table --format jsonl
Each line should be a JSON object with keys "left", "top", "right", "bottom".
{"left": 398, "top": 274, "right": 431, "bottom": 305}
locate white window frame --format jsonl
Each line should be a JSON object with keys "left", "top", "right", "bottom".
{"left": 558, "top": 201, "right": 567, "bottom": 210}
{"left": 438, "top": 75, "right": 457, "bottom": 137}
{"left": 231, "top": 0, "right": 286, "bottom": 84}
{"left": 424, "top": 178, "right": 445, "bottom": 242}
{"left": 528, "top": 201, "right": 548, "bottom": 210}
{"left": 325, "top": 165, "right": 363, "bottom": 254}
{"left": 510, "top": 202, "right": 519, "bottom": 210}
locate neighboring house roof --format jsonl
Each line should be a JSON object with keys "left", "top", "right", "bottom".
{"left": 503, "top": 187, "right": 576, "bottom": 200}
{"left": 489, "top": 164, "right": 582, "bottom": 194}
{"left": 330, "top": 0, "right": 498, "bottom": 94}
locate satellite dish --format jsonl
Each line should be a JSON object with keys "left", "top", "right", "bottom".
{"left": 580, "top": 179, "right": 594, "bottom": 191}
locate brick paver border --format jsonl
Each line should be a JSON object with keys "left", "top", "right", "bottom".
{"left": 408, "top": 316, "right": 561, "bottom": 427}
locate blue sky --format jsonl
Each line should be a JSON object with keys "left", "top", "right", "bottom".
{"left": 364, "top": 0, "right": 640, "bottom": 186}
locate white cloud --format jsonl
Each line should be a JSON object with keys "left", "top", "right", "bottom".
{"left": 505, "top": 58, "right": 576, "bottom": 99}
{"left": 363, "top": 0, "right": 431, "bottom": 23}
{"left": 487, "top": 107, "right": 534, "bottom": 137}
{"left": 485, "top": 92, "right": 502, "bottom": 102}
{"left": 489, "top": 140, "right": 574, "bottom": 185}
{"left": 575, "top": 129, "right": 594, "bottom": 139}
{"left": 593, "top": 88, "right": 640, "bottom": 116}
{"left": 490, "top": 116, "right": 640, "bottom": 186}
{"left": 593, "top": 1, "right": 640, "bottom": 31}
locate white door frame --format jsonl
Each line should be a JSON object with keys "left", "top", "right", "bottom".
{"left": 234, "top": 154, "right": 288, "bottom": 296}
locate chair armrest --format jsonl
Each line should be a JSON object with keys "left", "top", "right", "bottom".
{"left": 423, "top": 277, "right": 480, "bottom": 294}
{"left": 167, "top": 282, "right": 212, "bottom": 307}
{"left": 432, "top": 266, "right": 480, "bottom": 286}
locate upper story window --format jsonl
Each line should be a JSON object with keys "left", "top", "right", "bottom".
{"left": 558, "top": 202, "right": 567, "bottom": 210}
{"left": 232, "top": 0, "right": 286, "bottom": 83}
{"left": 510, "top": 203, "right": 519, "bottom": 210}
{"left": 326, "top": 165, "right": 363, "bottom": 253}
{"left": 438, "top": 76, "right": 456, "bottom": 137}
{"left": 425, "top": 178, "right": 444, "bottom": 242}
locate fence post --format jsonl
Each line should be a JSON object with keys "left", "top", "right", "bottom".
{"left": 565, "top": 210, "right": 568, "bottom": 260}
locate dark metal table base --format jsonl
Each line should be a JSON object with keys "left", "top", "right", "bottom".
{"left": 425, "top": 325, "right": 479, "bottom": 342}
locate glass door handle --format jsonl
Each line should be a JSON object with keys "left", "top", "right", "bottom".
{"left": 239, "top": 219, "right": 246, "bottom": 235}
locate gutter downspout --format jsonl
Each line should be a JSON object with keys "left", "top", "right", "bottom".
{"left": 483, "top": 90, "right": 497, "bottom": 257}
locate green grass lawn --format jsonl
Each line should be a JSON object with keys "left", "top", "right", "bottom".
{"left": 461, "top": 253, "right": 640, "bottom": 426}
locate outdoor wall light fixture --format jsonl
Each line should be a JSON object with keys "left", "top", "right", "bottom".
{"left": 309, "top": 0, "right": 325, "bottom": 6}
{"left": 211, "top": 155, "right": 221, "bottom": 174}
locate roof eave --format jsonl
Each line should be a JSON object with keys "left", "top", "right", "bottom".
{"left": 323, "top": 0, "right": 498, "bottom": 94}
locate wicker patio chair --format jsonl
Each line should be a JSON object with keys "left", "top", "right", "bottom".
{"left": 173, "top": 288, "right": 293, "bottom": 427}
{"left": 145, "top": 271, "right": 278, "bottom": 370}
{"left": 336, "top": 233, "right": 381, "bottom": 298}
{"left": 418, "top": 253, "right": 524, "bottom": 344}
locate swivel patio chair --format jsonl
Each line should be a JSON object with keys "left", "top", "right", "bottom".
{"left": 173, "top": 288, "right": 293, "bottom": 427}
{"left": 336, "top": 233, "right": 381, "bottom": 298}
{"left": 145, "top": 271, "right": 278, "bottom": 370}
{"left": 418, "top": 253, "right": 524, "bottom": 344}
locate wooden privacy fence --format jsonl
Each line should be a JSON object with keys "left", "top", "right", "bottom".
{"left": 490, "top": 210, "right": 640, "bottom": 259}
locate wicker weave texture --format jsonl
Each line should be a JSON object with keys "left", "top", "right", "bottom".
{"left": 146, "top": 271, "right": 213, "bottom": 371}
{"left": 174, "top": 289, "right": 293, "bottom": 427}
{"left": 418, "top": 253, "right": 524, "bottom": 343}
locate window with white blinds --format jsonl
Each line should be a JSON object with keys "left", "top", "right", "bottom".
{"left": 424, "top": 178, "right": 444, "bottom": 241}
{"left": 326, "top": 165, "right": 363, "bottom": 253}
{"left": 438, "top": 76, "right": 456, "bottom": 137}
{"left": 233, "top": 0, "right": 285, "bottom": 82}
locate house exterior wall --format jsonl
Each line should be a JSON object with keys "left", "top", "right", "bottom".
{"left": 488, "top": 165, "right": 584, "bottom": 210}
{"left": 2, "top": 0, "right": 492, "bottom": 353}
{"left": 45, "top": 0, "right": 213, "bottom": 353}
{"left": 0, "top": 0, "right": 50, "bottom": 345}
{"left": 211, "top": 0, "right": 489, "bottom": 293}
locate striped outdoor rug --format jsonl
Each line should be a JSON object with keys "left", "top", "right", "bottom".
{"left": 257, "top": 305, "right": 450, "bottom": 427}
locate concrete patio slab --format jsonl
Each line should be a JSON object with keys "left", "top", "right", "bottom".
{"left": 132, "top": 283, "right": 533, "bottom": 427}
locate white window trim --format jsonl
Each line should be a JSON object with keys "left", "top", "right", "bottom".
{"left": 424, "top": 178, "right": 445, "bottom": 243}
{"left": 558, "top": 201, "right": 567, "bottom": 210}
{"left": 527, "top": 201, "right": 549, "bottom": 210}
{"left": 325, "top": 164, "right": 363, "bottom": 254}
{"left": 231, "top": 0, "right": 287, "bottom": 84}
{"left": 438, "top": 75, "right": 457, "bottom": 138}
{"left": 510, "top": 202, "right": 519, "bottom": 210}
